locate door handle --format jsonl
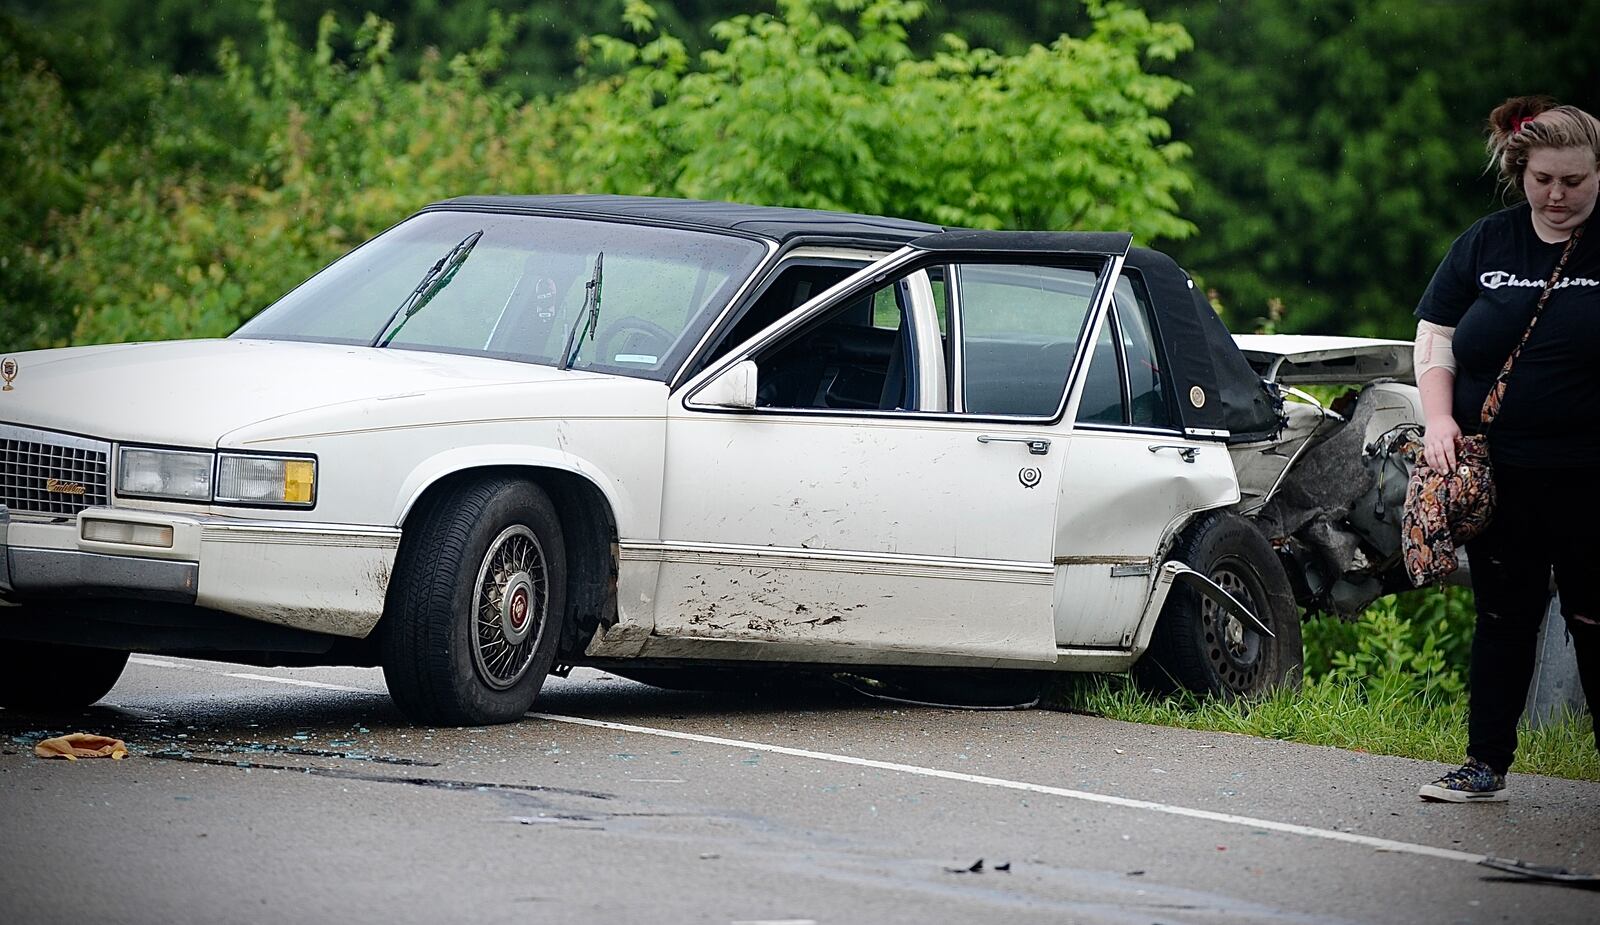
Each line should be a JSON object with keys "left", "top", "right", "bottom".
{"left": 977, "top": 435, "right": 1051, "bottom": 456}
{"left": 1148, "top": 444, "right": 1198, "bottom": 463}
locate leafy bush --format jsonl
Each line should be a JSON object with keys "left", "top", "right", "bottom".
{"left": 1303, "top": 586, "right": 1474, "bottom": 688}
{"left": 1319, "top": 596, "right": 1465, "bottom": 703}
{"left": 44, "top": 2, "right": 561, "bottom": 347}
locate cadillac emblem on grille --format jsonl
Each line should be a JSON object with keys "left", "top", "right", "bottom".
{"left": 1, "top": 357, "right": 15, "bottom": 391}
{"left": 0, "top": 424, "right": 110, "bottom": 516}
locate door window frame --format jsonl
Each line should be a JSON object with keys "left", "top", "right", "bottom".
{"left": 1070, "top": 267, "right": 1185, "bottom": 437}
{"left": 683, "top": 247, "right": 943, "bottom": 418}
{"left": 681, "top": 246, "right": 1130, "bottom": 425}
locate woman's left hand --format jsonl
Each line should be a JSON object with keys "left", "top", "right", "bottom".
{"left": 1422, "top": 414, "right": 1461, "bottom": 472}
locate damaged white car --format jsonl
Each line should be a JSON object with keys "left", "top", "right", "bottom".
{"left": 0, "top": 195, "right": 1420, "bottom": 724}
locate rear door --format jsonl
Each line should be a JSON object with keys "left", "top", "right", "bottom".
{"left": 1050, "top": 268, "right": 1238, "bottom": 648}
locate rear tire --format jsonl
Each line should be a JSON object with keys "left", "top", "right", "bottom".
{"left": 1133, "top": 511, "right": 1302, "bottom": 698}
{"left": 381, "top": 477, "right": 567, "bottom": 725}
{"left": 0, "top": 641, "right": 129, "bottom": 709}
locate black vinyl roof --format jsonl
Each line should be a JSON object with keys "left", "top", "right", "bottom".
{"left": 427, "top": 194, "right": 1276, "bottom": 441}
{"left": 912, "top": 228, "right": 1132, "bottom": 255}
{"left": 429, "top": 194, "right": 944, "bottom": 245}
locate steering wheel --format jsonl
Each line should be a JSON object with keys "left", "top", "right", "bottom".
{"left": 594, "top": 317, "right": 675, "bottom": 364}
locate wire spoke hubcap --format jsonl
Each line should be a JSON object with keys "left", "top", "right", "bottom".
{"left": 470, "top": 525, "right": 548, "bottom": 690}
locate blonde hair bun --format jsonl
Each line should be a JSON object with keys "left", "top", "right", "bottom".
{"left": 1485, "top": 96, "right": 1600, "bottom": 198}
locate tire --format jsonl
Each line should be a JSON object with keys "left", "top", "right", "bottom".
{"left": 0, "top": 641, "right": 129, "bottom": 709}
{"left": 381, "top": 477, "right": 568, "bottom": 726}
{"left": 1133, "top": 511, "right": 1302, "bottom": 698}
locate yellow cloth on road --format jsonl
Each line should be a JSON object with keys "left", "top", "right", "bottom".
{"left": 33, "top": 733, "right": 128, "bottom": 760}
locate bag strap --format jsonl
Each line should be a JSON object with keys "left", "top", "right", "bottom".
{"left": 1480, "top": 224, "right": 1585, "bottom": 427}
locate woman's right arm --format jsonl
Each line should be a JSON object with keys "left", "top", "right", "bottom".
{"left": 1414, "top": 320, "right": 1460, "bottom": 471}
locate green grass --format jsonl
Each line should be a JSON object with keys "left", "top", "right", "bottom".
{"left": 1047, "top": 674, "right": 1600, "bottom": 782}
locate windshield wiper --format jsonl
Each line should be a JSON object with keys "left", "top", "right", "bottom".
{"left": 559, "top": 252, "right": 604, "bottom": 370}
{"left": 373, "top": 230, "right": 484, "bottom": 347}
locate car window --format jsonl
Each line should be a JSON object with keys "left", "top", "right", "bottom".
{"left": 698, "top": 260, "right": 865, "bottom": 372}
{"left": 1075, "top": 315, "right": 1125, "bottom": 424}
{"left": 751, "top": 276, "right": 918, "bottom": 412}
{"left": 958, "top": 264, "right": 1099, "bottom": 417}
{"left": 1114, "top": 273, "right": 1174, "bottom": 428}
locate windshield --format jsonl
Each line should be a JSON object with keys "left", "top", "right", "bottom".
{"left": 233, "top": 211, "right": 768, "bottom": 380}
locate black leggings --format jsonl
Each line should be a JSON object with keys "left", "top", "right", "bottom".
{"left": 1465, "top": 462, "right": 1600, "bottom": 774}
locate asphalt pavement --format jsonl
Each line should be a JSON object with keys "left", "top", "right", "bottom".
{"left": 2, "top": 658, "right": 1596, "bottom": 924}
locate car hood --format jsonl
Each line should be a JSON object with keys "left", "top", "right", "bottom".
{"left": 0, "top": 339, "right": 609, "bottom": 447}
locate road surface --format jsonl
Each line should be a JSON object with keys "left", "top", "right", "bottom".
{"left": 2, "top": 658, "right": 1596, "bottom": 924}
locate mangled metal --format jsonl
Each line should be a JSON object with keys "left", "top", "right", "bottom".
{"left": 1237, "top": 357, "right": 1424, "bottom": 618}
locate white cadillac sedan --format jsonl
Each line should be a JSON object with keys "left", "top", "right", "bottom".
{"left": 0, "top": 196, "right": 1419, "bottom": 724}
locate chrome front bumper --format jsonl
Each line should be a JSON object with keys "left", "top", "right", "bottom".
{"left": 0, "top": 505, "right": 402, "bottom": 638}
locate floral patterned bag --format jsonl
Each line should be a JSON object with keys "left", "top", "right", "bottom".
{"left": 1401, "top": 225, "right": 1584, "bottom": 585}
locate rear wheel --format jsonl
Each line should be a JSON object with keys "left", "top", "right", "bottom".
{"left": 1134, "top": 512, "right": 1302, "bottom": 698}
{"left": 0, "top": 640, "right": 129, "bottom": 709}
{"left": 381, "top": 477, "right": 567, "bottom": 725}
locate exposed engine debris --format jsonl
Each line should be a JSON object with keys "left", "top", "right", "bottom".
{"left": 1253, "top": 387, "right": 1415, "bottom": 618}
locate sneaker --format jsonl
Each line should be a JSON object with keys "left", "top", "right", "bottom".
{"left": 1418, "top": 758, "right": 1508, "bottom": 802}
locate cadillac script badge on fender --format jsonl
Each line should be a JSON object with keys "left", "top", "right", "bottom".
{"left": 1, "top": 356, "right": 16, "bottom": 391}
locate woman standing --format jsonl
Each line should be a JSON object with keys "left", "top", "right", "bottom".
{"left": 1413, "top": 96, "right": 1600, "bottom": 802}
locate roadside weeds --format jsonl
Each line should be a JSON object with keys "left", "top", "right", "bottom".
{"left": 1047, "top": 675, "right": 1599, "bottom": 783}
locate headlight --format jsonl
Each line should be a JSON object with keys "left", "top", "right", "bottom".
{"left": 216, "top": 453, "right": 316, "bottom": 506}
{"left": 117, "top": 448, "right": 214, "bottom": 502}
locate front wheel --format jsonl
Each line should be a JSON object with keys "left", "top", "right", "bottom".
{"left": 381, "top": 477, "right": 568, "bottom": 725}
{"left": 1133, "top": 511, "right": 1302, "bottom": 698}
{"left": 0, "top": 640, "right": 129, "bottom": 709}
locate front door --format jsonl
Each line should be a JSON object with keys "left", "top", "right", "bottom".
{"left": 648, "top": 241, "right": 1130, "bottom": 663}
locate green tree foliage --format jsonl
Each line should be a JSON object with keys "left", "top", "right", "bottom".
{"left": 0, "top": 0, "right": 756, "bottom": 98}
{"left": 564, "top": 0, "right": 1194, "bottom": 239}
{"left": 0, "top": 22, "right": 80, "bottom": 350}
{"left": 35, "top": 2, "right": 562, "bottom": 345}
{"left": 12, "top": 0, "right": 1599, "bottom": 345}
{"left": 0, "top": 14, "right": 175, "bottom": 350}
{"left": 12, "top": 1, "right": 1597, "bottom": 340}
{"left": 4, "top": 0, "right": 1193, "bottom": 348}
{"left": 1146, "top": 0, "right": 1600, "bottom": 336}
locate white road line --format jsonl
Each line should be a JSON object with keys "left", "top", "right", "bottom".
{"left": 126, "top": 657, "right": 1487, "bottom": 867}
{"left": 533, "top": 713, "right": 1488, "bottom": 866}
{"left": 222, "top": 672, "right": 372, "bottom": 693}
{"left": 130, "top": 657, "right": 372, "bottom": 694}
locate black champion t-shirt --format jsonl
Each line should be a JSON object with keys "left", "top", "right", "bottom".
{"left": 1415, "top": 204, "right": 1600, "bottom": 467}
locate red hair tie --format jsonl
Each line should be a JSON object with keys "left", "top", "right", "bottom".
{"left": 1513, "top": 115, "right": 1537, "bottom": 133}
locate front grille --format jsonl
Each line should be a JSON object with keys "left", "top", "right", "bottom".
{"left": 0, "top": 424, "right": 112, "bottom": 516}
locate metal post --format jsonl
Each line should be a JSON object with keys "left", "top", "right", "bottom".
{"left": 1523, "top": 593, "right": 1587, "bottom": 728}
